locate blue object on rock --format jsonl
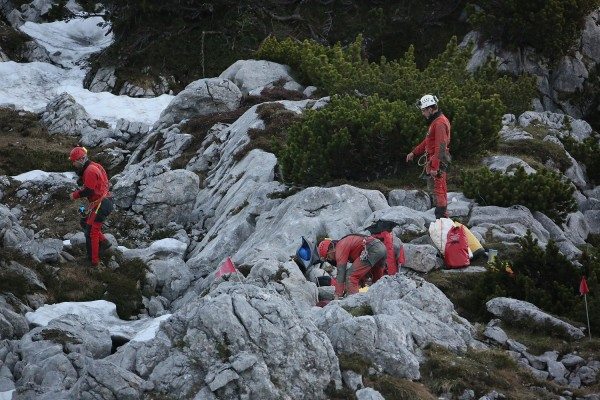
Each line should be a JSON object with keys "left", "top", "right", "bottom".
{"left": 298, "top": 246, "right": 310, "bottom": 261}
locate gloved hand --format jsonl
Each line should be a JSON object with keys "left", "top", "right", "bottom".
{"left": 69, "top": 192, "right": 76, "bottom": 200}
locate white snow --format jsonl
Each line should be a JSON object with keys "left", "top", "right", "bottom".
{"left": 25, "top": 300, "right": 171, "bottom": 342}
{"left": 0, "top": 390, "right": 15, "bottom": 400}
{"left": 63, "top": 87, "right": 174, "bottom": 128}
{"left": 131, "top": 314, "right": 171, "bottom": 342}
{"left": 119, "top": 238, "right": 188, "bottom": 262}
{"left": 149, "top": 238, "right": 188, "bottom": 255}
{"left": 11, "top": 169, "right": 77, "bottom": 183}
{"left": 25, "top": 300, "right": 118, "bottom": 326}
{"left": 0, "top": 16, "right": 173, "bottom": 127}
{"left": 20, "top": 17, "right": 113, "bottom": 68}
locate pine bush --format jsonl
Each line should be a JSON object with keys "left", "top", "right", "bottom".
{"left": 462, "top": 166, "right": 576, "bottom": 224}
{"left": 257, "top": 36, "right": 536, "bottom": 184}
{"left": 469, "top": 232, "right": 599, "bottom": 334}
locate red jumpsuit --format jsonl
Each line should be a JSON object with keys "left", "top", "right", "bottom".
{"left": 71, "top": 161, "right": 112, "bottom": 266}
{"left": 371, "top": 231, "right": 405, "bottom": 280}
{"left": 411, "top": 112, "right": 451, "bottom": 218}
{"left": 333, "top": 235, "right": 386, "bottom": 296}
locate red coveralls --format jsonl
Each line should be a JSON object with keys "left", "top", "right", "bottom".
{"left": 71, "top": 161, "right": 111, "bottom": 265}
{"left": 370, "top": 231, "right": 405, "bottom": 282}
{"left": 333, "top": 235, "right": 386, "bottom": 296}
{"left": 411, "top": 112, "right": 451, "bottom": 217}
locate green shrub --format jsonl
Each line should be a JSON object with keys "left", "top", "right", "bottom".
{"left": 257, "top": 35, "right": 535, "bottom": 116}
{"left": 257, "top": 35, "right": 535, "bottom": 185}
{"left": 562, "top": 133, "right": 600, "bottom": 185}
{"left": 466, "top": 232, "right": 599, "bottom": 334}
{"left": 468, "top": 0, "right": 600, "bottom": 59}
{"left": 279, "top": 95, "right": 421, "bottom": 184}
{"left": 462, "top": 165, "right": 576, "bottom": 224}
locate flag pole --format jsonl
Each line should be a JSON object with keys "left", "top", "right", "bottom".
{"left": 584, "top": 294, "right": 592, "bottom": 340}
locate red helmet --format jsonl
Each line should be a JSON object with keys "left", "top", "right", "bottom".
{"left": 317, "top": 239, "right": 332, "bottom": 259}
{"left": 69, "top": 146, "right": 87, "bottom": 162}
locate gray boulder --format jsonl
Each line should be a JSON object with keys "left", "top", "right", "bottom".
{"left": 486, "top": 297, "right": 584, "bottom": 339}
{"left": 147, "top": 258, "right": 193, "bottom": 302}
{"left": 564, "top": 211, "right": 589, "bottom": 245}
{"left": 13, "top": 340, "right": 77, "bottom": 394}
{"left": 88, "top": 66, "right": 117, "bottom": 93}
{"left": 317, "top": 275, "right": 473, "bottom": 380}
{"left": 356, "top": 387, "right": 385, "bottom": 400}
{"left": 0, "top": 307, "right": 29, "bottom": 340}
{"left": 483, "top": 320, "right": 508, "bottom": 346}
{"left": 27, "top": 314, "right": 112, "bottom": 359}
{"left": 585, "top": 210, "right": 600, "bottom": 235}
{"left": 367, "top": 275, "right": 474, "bottom": 352}
{"left": 328, "top": 315, "right": 421, "bottom": 379}
{"left": 111, "top": 124, "right": 193, "bottom": 212}
{"left": 482, "top": 155, "right": 536, "bottom": 175}
{"left": 158, "top": 78, "right": 242, "bottom": 127}
{"left": 469, "top": 205, "right": 550, "bottom": 247}
{"left": 69, "top": 358, "right": 147, "bottom": 400}
{"left": 131, "top": 169, "right": 199, "bottom": 229}
{"left": 533, "top": 211, "right": 581, "bottom": 261}
{"left": 582, "top": 9, "right": 600, "bottom": 63}
{"left": 341, "top": 370, "right": 363, "bottom": 391}
{"left": 402, "top": 244, "right": 441, "bottom": 273}
{"left": 388, "top": 189, "right": 431, "bottom": 211}
{"left": 499, "top": 114, "right": 533, "bottom": 141}
{"left": 561, "top": 353, "right": 586, "bottom": 369}
{"left": 41, "top": 93, "right": 98, "bottom": 136}
{"left": 361, "top": 206, "right": 434, "bottom": 238}
{"left": 219, "top": 59, "right": 302, "bottom": 95}
{"left": 1, "top": 260, "right": 46, "bottom": 291}
{"left": 552, "top": 56, "right": 588, "bottom": 94}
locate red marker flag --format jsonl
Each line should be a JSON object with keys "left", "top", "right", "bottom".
{"left": 215, "top": 257, "right": 237, "bottom": 278}
{"left": 580, "top": 276, "right": 589, "bottom": 296}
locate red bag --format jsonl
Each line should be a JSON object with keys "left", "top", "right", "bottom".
{"left": 444, "top": 225, "right": 470, "bottom": 269}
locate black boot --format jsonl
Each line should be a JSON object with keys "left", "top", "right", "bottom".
{"left": 434, "top": 206, "right": 447, "bottom": 219}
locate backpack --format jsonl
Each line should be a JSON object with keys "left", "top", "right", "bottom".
{"left": 444, "top": 225, "right": 470, "bottom": 269}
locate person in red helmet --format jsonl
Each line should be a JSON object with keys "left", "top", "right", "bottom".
{"left": 318, "top": 234, "right": 386, "bottom": 298}
{"left": 406, "top": 94, "right": 452, "bottom": 219}
{"left": 68, "top": 147, "right": 113, "bottom": 267}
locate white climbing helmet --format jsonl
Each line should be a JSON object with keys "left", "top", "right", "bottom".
{"left": 416, "top": 94, "right": 439, "bottom": 109}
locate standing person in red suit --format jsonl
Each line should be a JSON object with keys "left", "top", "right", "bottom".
{"left": 68, "top": 147, "right": 113, "bottom": 267}
{"left": 406, "top": 94, "right": 452, "bottom": 219}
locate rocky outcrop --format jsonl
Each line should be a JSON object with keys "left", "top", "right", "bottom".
{"left": 315, "top": 275, "right": 474, "bottom": 380}
{"left": 157, "top": 78, "right": 242, "bottom": 127}
{"left": 482, "top": 155, "right": 536, "bottom": 175}
{"left": 388, "top": 189, "right": 431, "bottom": 211}
{"left": 463, "top": 9, "right": 600, "bottom": 119}
{"left": 486, "top": 297, "right": 585, "bottom": 340}
{"left": 87, "top": 66, "right": 117, "bottom": 93}
{"left": 109, "top": 282, "right": 342, "bottom": 399}
{"left": 219, "top": 60, "right": 303, "bottom": 95}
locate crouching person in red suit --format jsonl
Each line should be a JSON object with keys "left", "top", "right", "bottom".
{"left": 317, "top": 235, "right": 387, "bottom": 298}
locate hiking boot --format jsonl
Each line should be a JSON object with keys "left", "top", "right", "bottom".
{"left": 99, "top": 240, "right": 112, "bottom": 254}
